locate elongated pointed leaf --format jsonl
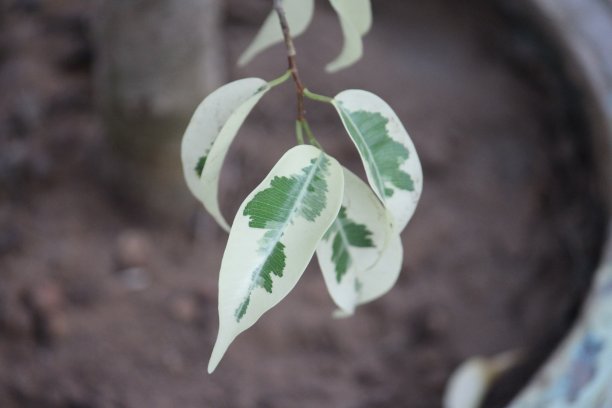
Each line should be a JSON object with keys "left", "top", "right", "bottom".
{"left": 316, "top": 168, "right": 401, "bottom": 314}
{"left": 326, "top": 0, "right": 372, "bottom": 73}
{"left": 208, "top": 145, "right": 344, "bottom": 373}
{"left": 238, "top": 0, "right": 315, "bottom": 67}
{"left": 333, "top": 90, "right": 423, "bottom": 232}
{"left": 181, "top": 78, "right": 270, "bottom": 231}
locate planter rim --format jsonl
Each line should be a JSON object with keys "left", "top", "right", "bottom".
{"left": 509, "top": 1, "right": 612, "bottom": 406}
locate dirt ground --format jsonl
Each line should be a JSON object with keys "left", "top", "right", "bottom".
{"left": 0, "top": 0, "right": 607, "bottom": 407}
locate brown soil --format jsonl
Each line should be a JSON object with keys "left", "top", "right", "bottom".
{"left": 0, "top": 1, "right": 606, "bottom": 407}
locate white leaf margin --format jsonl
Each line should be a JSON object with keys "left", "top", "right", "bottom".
{"left": 326, "top": 0, "right": 372, "bottom": 73}
{"left": 333, "top": 89, "right": 423, "bottom": 233}
{"left": 208, "top": 145, "right": 344, "bottom": 373}
{"left": 181, "top": 77, "right": 270, "bottom": 231}
{"left": 316, "top": 168, "right": 400, "bottom": 314}
{"left": 357, "top": 233, "right": 403, "bottom": 305}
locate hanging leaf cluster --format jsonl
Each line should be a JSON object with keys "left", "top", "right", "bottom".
{"left": 181, "top": 0, "right": 423, "bottom": 373}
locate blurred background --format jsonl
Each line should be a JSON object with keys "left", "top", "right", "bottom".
{"left": 0, "top": 0, "right": 609, "bottom": 407}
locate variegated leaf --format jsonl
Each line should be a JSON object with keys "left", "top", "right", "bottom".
{"left": 238, "top": 0, "right": 315, "bottom": 67}
{"left": 316, "top": 168, "right": 401, "bottom": 314}
{"left": 181, "top": 78, "right": 270, "bottom": 231}
{"left": 326, "top": 0, "right": 372, "bottom": 73}
{"left": 333, "top": 89, "right": 423, "bottom": 232}
{"left": 208, "top": 145, "right": 344, "bottom": 373}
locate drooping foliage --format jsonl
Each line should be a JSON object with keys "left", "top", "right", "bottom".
{"left": 180, "top": 0, "right": 423, "bottom": 372}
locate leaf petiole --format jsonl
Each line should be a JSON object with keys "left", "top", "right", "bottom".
{"left": 299, "top": 119, "right": 323, "bottom": 150}
{"left": 267, "top": 70, "right": 293, "bottom": 88}
{"left": 295, "top": 120, "right": 305, "bottom": 144}
{"left": 304, "top": 89, "right": 333, "bottom": 104}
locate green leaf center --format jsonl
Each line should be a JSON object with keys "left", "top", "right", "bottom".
{"left": 234, "top": 153, "right": 331, "bottom": 321}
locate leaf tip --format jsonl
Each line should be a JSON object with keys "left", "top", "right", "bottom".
{"left": 221, "top": 219, "right": 231, "bottom": 233}
{"left": 332, "top": 307, "right": 355, "bottom": 319}
{"left": 236, "top": 52, "right": 251, "bottom": 68}
{"left": 208, "top": 335, "right": 230, "bottom": 374}
{"left": 325, "top": 55, "right": 363, "bottom": 73}
{"left": 324, "top": 62, "right": 343, "bottom": 74}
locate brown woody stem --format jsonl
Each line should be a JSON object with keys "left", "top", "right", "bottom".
{"left": 273, "top": 0, "right": 306, "bottom": 121}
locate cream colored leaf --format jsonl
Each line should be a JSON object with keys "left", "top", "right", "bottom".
{"left": 356, "top": 233, "right": 403, "bottom": 305}
{"left": 238, "top": 0, "right": 315, "bottom": 67}
{"left": 208, "top": 145, "right": 344, "bottom": 373}
{"left": 181, "top": 78, "right": 270, "bottom": 231}
{"left": 333, "top": 89, "right": 423, "bottom": 233}
{"left": 316, "top": 168, "right": 400, "bottom": 314}
{"left": 326, "top": 0, "right": 372, "bottom": 73}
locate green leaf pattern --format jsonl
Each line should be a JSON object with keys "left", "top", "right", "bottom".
{"left": 234, "top": 154, "right": 331, "bottom": 321}
{"left": 191, "top": 78, "right": 423, "bottom": 372}
{"left": 209, "top": 146, "right": 344, "bottom": 373}
{"left": 324, "top": 206, "right": 374, "bottom": 283}
{"left": 194, "top": 153, "right": 208, "bottom": 177}
{"left": 337, "top": 108, "right": 414, "bottom": 198}
{"left": 333, "top": 90, "right": 423, "bottom": 233}
{"left": 316, "top": 168, "right": 401, "bottom": 315}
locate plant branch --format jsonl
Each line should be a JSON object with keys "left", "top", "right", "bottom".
{"left": 273, "top": 0, "right": 306, "bottom": 121}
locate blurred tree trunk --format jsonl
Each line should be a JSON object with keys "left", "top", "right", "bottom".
{"left": 95, "top": 0, "right": 225, "bottom": 220}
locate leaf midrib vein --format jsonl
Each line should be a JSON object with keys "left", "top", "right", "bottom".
{"left": 333, "top": 218, "right": 353, "bottom": 282}
{"left": 339, "top": 106, "right": 386, "bottom": 200}
{"left": 250, "top": 153, "right": 326, "bottom": 292}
